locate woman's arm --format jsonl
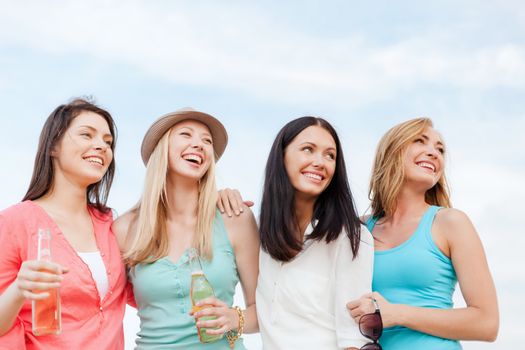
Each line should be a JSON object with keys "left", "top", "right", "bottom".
{"left": 0, "top": 260, "right": 67, "bottom": 336}
{"left": 348, "top": 208, "right": 499, "bottom": 342}
{"left": 111, "top": 211, "right": 136, "bottom": 253}
{"left": 225, "top": 208, "right": 260, "bottom": 333}
{"left": 336, "top": 226, "right": 375, "bottom": 349}
{"left": 396, "top": 208, "right": 498, "bottom": 341}
{"left": 193, "top": 208, "right": 260, "bottom": 335}
{"left": 111, "top": 212, "right": 137, "bottom": 308}
{"left": 0, "top": 213, "right": 68, "bottom": 336}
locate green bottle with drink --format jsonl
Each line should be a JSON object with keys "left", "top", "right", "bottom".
{"left": 188, "top": 248, "right": 222, "bottom": 343}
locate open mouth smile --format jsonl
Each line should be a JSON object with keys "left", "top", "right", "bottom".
{"left": 182, "top": 153, "right": 203, "bottom": 165}
{"left": 302, "top": 171, "right": 325, "bottom": 182}
{"left": 416, "top": 161, "right": 436, "bottom": 172}
{"left": 84, "top": 156, "right": 104, "bottom": 166}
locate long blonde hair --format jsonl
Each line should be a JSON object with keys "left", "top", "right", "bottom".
{"left": 124, "top": 128, "right": 218, "bottom": 267}
{"left": 369, "top": 117, "right": 451, "bottom": 219}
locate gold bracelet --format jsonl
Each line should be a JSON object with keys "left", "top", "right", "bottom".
{"left": 226, "top": 306, "right": 244, "bottom": 349}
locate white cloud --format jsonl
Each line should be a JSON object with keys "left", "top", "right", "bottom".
{"left": 1, "top": 1, "right": 524, "bottom": 109}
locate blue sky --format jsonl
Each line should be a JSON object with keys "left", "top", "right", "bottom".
{"left": 1, "top": 1, "right": 524, "bottom": 348}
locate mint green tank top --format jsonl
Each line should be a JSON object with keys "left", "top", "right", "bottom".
{"left": 130, "top": 211, "right": 245, "bottom": 349}
{"left": 367, "top": 206, "right": 461, "bottom": 349}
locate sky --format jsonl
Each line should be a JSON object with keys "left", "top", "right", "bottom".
{"left": 1, "top": 1, "right": 524, "bottom": 348}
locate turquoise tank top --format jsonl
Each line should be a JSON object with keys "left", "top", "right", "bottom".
{"left": 130, "top": 211, "right": 245, "bottom": 349}
{"left": 367, "top": 206, "right": 461, "bottom": 349}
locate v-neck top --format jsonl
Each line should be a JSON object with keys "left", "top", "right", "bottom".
{"left": 129, "top": 211, "right": 245, "bottom": 349}
{"left": 0, "top": 200, "right": 128, "bottom": 349}
{"left": 77, "top": 251, "right": 109, "bottom": 299}
{"left": 366, "top": 206, "right": 460, "bottom": 349}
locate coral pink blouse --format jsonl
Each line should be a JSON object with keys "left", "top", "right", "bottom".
{"left": 0, "top": 201, "right": 128, "bottom": 350}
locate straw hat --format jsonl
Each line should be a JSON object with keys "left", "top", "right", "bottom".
{"left": 140, "top": 107, "right": 228, "bottom": 165}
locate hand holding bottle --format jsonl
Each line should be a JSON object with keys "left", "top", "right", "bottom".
{"left": 0, "top": 235, "right": 67, "bottom": 337}
{"left": 14, "top": 260, "right": 67, "bottom": 301}
{"left": 190, "top": 296, "right": 239, "bottom": 335}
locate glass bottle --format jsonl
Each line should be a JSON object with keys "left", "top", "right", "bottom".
{"left": 188, "top": 248, "right": 222, "bottom": 343}
{"left": 32, "top": 228, "right": 61, "bottom": 336}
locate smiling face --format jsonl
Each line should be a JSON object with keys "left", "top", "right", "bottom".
{"left": 284, "top": 125, "right": 337, "bottom": 201}
{"left": 52, "top": 111, "right": 114, "bottom": 188}
{"left": 167, "top": 120, "right": 214, "bottom": 181}
{"left": 403, "top": 126, "right": 445, "bottom": 190}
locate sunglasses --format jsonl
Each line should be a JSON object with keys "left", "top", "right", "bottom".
{"left": 359, "top": 298, "right": 383, "bottom": 350}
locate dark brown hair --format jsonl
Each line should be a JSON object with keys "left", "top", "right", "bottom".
{"left": 23, "top": 98, "right": 117, "bottom": 213}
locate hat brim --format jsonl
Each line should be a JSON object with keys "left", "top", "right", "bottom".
{"left": 141, "top": 108, "right": 228, "bottom": 165}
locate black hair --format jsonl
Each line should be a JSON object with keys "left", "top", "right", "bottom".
{"left": 259, "top": 116, "right": 361, "bottom": 262}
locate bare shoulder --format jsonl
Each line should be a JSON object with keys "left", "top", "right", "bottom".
{"left": 112, "top": 210, "right": 138, "bottom": 250}
{"left": 221, "top": 208, "right": 259, "bottom": 246}
{"left": 435, "top": 208, "right": 472, "bottom": 228}
{"left": 221, "top": 207, "right": 257, "bottom": 230}
{"left": 434, "top": 208, "right": 477, "bottom": 241}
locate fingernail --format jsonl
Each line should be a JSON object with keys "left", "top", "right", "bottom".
{"left": 240, "top": 208, "right": 244, "bottom": 212}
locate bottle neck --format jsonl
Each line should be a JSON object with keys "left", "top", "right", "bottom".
{"left": 37, "top": 228, "right": 52, "bottom": 261}
{"left": 188, "top": 248, "right": 205, "bottom": 274}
